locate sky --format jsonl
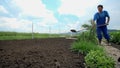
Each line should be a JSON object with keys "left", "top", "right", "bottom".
{"left": 0, "top": 0, "right": 120, "bottom": 33}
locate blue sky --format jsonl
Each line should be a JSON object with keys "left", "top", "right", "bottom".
{"left": 0, "top": 0, "right": 120, "bottom": 33}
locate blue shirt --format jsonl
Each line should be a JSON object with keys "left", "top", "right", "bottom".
{"left": 93, "top": 11, "right": 110, "bottom": 27}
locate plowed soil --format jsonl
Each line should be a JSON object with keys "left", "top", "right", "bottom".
{"left": 0, "top": 38, "right": 85, "bottom": 68}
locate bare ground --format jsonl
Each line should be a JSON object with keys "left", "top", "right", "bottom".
{"left": 0, "top": 38, "right": 85, "bottom": 68}
{"left": 102, "top": 42, "right": 120, "bottom": 68}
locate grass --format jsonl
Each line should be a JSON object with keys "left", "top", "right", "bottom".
{"left": 85, "top": 50, "right": 115, "bottom": 68}
{"left": 0, "top": 32, "right": 61, "bottom": 40}
{"left": 71, "top": 40, "right": 104, "bottom": 55}
{"left": 77, "top": 31, "right": 97, "bottom": 44}
{"left": 110, "top": 31, "right": 120, "bottom": 45}
{"left": 71, "top": 30, "right": 103, "bottom": 55}
{"left": 71, "top": 30, "right": 115, "bottom": 67}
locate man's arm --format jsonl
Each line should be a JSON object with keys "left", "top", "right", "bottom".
{"left": 105, "top": 11, "right": 110, "bottom": 25}
{"left": 106, "top": 17, "right": 110, "bottom": 25}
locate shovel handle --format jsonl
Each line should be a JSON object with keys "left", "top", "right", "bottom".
{"left": 97, "top": 23, "right": 108, "bottom": 27}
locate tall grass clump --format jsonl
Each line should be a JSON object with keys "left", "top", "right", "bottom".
{"left": 77, "top": 30, "right": 97, "bottom": 44}
{"left": 71, "top": 29, "right": 101, "bottom": 55}
{"left": 71, "top": 40, "right": 103, "bottom": 55}
{"left": 110, "top": 31, "right": 120, "bottom": 45}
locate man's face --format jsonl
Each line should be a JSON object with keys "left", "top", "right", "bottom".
{"left": 98, "top": 7, "right": 103, "bottom": 12}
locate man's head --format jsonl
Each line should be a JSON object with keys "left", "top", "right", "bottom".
{"left": 97, "top": 5, "right": 103, "bottom": 12}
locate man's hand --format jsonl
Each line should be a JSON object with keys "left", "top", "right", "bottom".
{"left": 106, "top": 23, "right": 109, "bottom": 25}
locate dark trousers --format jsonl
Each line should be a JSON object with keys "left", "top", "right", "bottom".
{"left": 96, "top": 26, "right": 110, "bottom": 42}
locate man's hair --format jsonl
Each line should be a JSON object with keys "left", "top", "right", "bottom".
{"left": 97, "top": 5, "right": 103, "bottom": 8}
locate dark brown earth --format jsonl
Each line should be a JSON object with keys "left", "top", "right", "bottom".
{"left": 111, "top": 43, "right": 120, "bottom": 50}
{"left": 0, "top": 38, "right": 85, "bottom": 68}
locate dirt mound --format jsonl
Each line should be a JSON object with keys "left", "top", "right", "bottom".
{"left": 0, "top": 38, "right": 85, "bottom": 68}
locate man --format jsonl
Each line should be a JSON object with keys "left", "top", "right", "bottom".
{"left": 93, "top": 5, "right": 110, "bottom": 45}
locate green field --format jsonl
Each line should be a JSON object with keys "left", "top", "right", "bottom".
{"left": 0, "top": 32, "right": 61, "bottom": 40}
{"left": 110, "top": 31, "right": 120, "bottom": 45}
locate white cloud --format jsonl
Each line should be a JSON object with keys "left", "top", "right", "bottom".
{"left": 12, "top": 0, "right": 58, "bottom": 27}
{"left": 66, "top": 21, "right": 80, "bottom": 30}
{"left": 0, "top": 5, "right": 8, "bottom": 13}
{"left": 38, "top": 13, "right": 58, "bottom": 27}
{"left": 58, "top": 0, "right": 101, "bottom": 17}
{"left": 12, "top": 0, "right": 46, "bottom": 17}
{"left": 0, "top": 17, "right": 32, "bottom": 32}
{"left": 0, "top": 16, "right": 58, "bottom": 33}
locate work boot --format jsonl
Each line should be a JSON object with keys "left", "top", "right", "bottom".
{"left": 98, "top": 40, "right": 102, "bottom": 45}
{"left": 107, "top": 39, "right": 111, "bottom": 46}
